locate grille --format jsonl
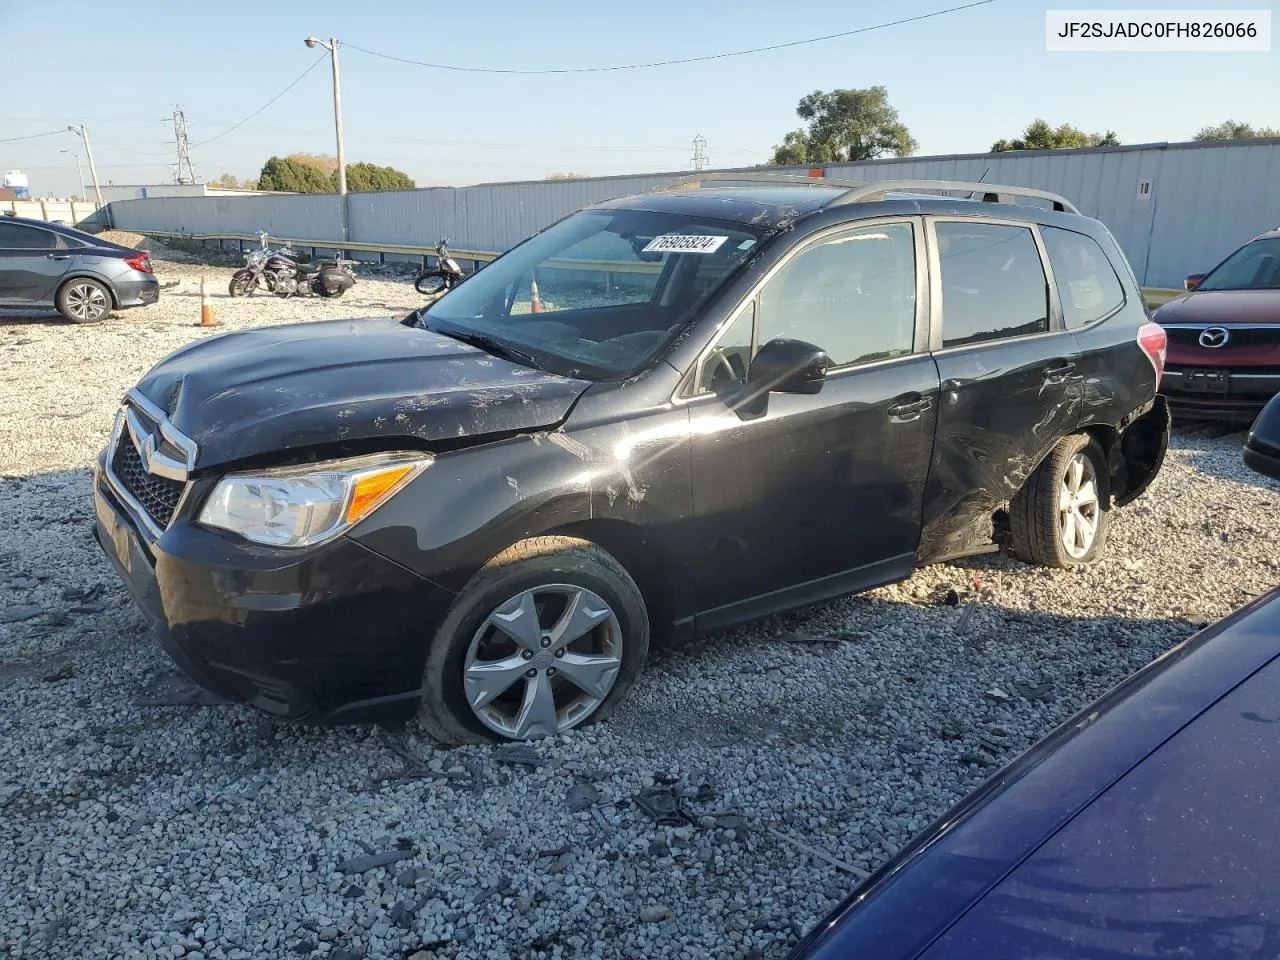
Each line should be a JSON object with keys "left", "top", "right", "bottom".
{"left": 1164, "top": 326, "right": 1280, "bottom": 348}
{"left": 111, "top": 431, "right": 185, "bottom": 529}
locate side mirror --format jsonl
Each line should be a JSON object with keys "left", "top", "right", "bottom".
{"left": 1244, "top": 393, "right": 1280, "bottom": 482}
{"left": 748, "top": 337, "right": 830, "bottom": 395}
{"left": 1185, "top": 273, "right": 1205, "bottom": 291}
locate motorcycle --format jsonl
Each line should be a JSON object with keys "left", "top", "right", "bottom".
{"left": 229, "top": 231, "right": 357, "bottom": 299}
{"left": 413, "top": 239, "right": 466, "bottom": 298}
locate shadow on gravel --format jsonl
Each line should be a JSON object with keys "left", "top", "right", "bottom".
{"left": 623, "top": 585, "right": 1198, "bottom": 755}
{"left": 1, "top": 309, "right": 68, "bottom": 327}
{"left": 1169, "top": 423, "right": 1280, "bottom": 491}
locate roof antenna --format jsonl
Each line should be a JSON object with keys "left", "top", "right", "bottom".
{"left": 968, "top": 166, "right": 991, "bottom": 200}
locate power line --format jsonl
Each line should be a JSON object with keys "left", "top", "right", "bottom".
{"left": 343, "top": 1, "right": 994, "bottom": 75}
{"left": 0, "top": 129, "right": 66, "bottom": 144}
{"left": 191, "top": 55, "right": 328, "bottom": 147}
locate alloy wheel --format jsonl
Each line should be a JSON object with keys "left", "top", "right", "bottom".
{"left": 463, "top": 584, "right": 622, "bottom": 740}
{"left": 66, "top": 283, "right": 108, "bottom": 321}
{"left": 1058, "top": 452, "right": 1100, "bottom": 559}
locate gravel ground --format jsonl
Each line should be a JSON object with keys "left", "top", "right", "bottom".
{"left": 2, "top": 251, "right": 1279, "bottom": 960}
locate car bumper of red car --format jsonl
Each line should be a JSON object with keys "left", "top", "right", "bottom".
{"left": 1161, "top": 368, "right": 1280, "bottom": 422}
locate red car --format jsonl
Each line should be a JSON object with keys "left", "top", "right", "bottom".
{"left": 1154, "top": 229, "right": 1280, "bottom": 421}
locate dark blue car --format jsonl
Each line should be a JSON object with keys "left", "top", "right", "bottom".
{"left": 790, "top": 394, "right": 1280, "bottom": 960}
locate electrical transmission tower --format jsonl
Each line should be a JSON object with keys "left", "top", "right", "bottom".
{"left": 171, "top": 106, "right": 196, "bottom": 185}
{"left": 691, "top": 135, "right": 708, "bottom": 171}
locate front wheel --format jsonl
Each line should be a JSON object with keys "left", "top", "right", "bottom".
{"left": 228, "top": 272, "right": 255, "bottom": 297}
{"left": 1009, "top": 434, "right": 1111, "bottom": 568}
{"left": 414, "top": 271, "right": 451, "bottom": 296}
{"left": 417, "top": 537, "right": 650, "bottom": 745}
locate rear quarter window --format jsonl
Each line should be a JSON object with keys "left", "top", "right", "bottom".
{"left": 1041, "top": 226, "right": 1126, "bottom": 328}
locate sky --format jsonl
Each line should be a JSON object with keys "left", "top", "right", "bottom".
{"left": 1, "top": 0, "right": 1277, "bottom": 197}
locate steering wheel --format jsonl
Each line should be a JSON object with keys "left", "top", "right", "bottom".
{"left": 707, "top": 349, "right": 740, "bottom": 386}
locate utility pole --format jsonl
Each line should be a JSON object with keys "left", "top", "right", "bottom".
{"left": 304, "top": 36, "right": 349, "bottom": 243}
{"left": 67, "top": 125, "right": 104, "bottom": 207}
{"left": 691, "top": 135, "right": 709, "bottom": 171}
{"left": 171, "top": 106, "right": 196, "bottom": 185}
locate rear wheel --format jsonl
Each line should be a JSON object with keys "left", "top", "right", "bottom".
{"left": 418, "top": 537, "right": 649, "bottom": 745}
{"left": 56, "top": 279, "right": 112, "bottom": 323}
{"left": 1010, "top": 434, "right": 1111, "bottom": 568}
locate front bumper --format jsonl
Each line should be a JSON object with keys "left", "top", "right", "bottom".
{"left": 114, "top": 274, "right": 160, "bottom": 308}
{"left": 92, "top": 458, "right": 455, "bottom": 724}
{"left": 1161, "top": 368, "right": 1280, "bottom": 423}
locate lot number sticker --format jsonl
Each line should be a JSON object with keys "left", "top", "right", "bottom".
{"left": 642, "top": 234, "right": 729, "bottom": 254}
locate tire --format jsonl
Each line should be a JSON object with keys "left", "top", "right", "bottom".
{"left": 228, "top": 273, "right": 255, "bottom": 297}
{"left": 56, "top": 278, "right": 112, "bottom": 324}
{"left": 418, "top": 536, "right": 650, "bottom": 745}
{"left": 1009, "top": 433, "right": 1111, "bottom": 568}
{"left": 414, "top": 271, "right": 450, "bottom": 296}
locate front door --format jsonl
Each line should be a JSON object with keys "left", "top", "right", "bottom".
{"left": 684, "top": 219, "right": 941, "bottom": 628}
{"left": 0, "top": 221, "right": 70, "bottom": 303}
{"left": 919, "top": 217, "right": 1084, "bottom": 562}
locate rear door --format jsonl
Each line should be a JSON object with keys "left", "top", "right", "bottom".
{"left": 0, "top": 221, "right": 72, "bottom": 303}
{"left": 919, "top": 217, "right": 1083, "bottom": 563}
{"left": 683, "top": 218, "right": 940, "bottom": 626}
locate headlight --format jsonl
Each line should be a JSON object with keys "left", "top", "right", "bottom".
{"left": 198, "top": 452, "right": 430, "bottom": 547}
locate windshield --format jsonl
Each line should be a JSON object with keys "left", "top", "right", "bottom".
{"left": 1198, "top": 237, "right": 1280, "bottom": 291}
{"left": 423, "top": 209, "right": 766, "bottom": 379}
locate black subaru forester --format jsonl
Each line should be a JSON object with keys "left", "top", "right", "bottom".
{"left": 93, "top": 177, "right": 1171, "bottom": 744}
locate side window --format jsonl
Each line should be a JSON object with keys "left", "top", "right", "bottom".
{"left": 0, "top": 223, "right": 57, "bottom": 250}
{"left": 695, "top": 302, "right": 754, "bottom": 394}
{"left": 1041, "top": 226, "right": 1126, "bottom": 328}
{"left": 756, "top": 223, "right": 917, "bottom": 367}
{"left": 936, "top": 222, "right": 1049, "bottom": 348}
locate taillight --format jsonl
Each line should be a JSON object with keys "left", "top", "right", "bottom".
{"left": 125, "top": 253, "right": 153, "bottom": 274}
{"left": 1137, "top": 321, "right": 1167, "bottom": 383}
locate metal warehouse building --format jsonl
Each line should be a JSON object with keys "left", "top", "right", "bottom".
{"left": 106, "top": 138, "right": 1280, "bottom": 290}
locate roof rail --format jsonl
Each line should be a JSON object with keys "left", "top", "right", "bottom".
{"left": 650, "top": 172, "right": 868, "bottom": 192}
{"left": 829, "top": 179, "right": 1080, "bottom": 215}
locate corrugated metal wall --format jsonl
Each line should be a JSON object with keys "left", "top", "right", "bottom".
{"left": 106, "top": 141, "right": 1280, "bottom": 288}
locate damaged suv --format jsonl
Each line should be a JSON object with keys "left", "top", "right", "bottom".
{"left": 93, "top": 177, "right": 1170, "bottom": 743}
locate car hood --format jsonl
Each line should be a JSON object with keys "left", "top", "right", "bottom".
{"left": 133, "top": 317, "right": 591, "bottom": 469}
{"left": 1154, "top": 289, "right": 1280, "bottom": 324}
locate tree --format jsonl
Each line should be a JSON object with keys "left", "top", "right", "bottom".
{"left": 256, "top": 156, "right": 332, "bottom": 193}
{"left": 769, "top": 86, "right": 917, "bottom": 165}
{"left": 991, "top": 120, "right": 1119, "bottom": 152}
{"left": 285, "top": 152, "right": 340, "bottom": 177}
{"left": 1193, "top": 120, "right": 1280, "bottom": 141}
{"left": 208, "top": 172, "right": 256, "bottom": 190}
{"left": 336, "top": 162, "right": 416, "bottom": 192}
{"left": 546, "top": 172, "right": 588, "bottom": 180}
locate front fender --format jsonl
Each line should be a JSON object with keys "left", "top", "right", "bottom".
{"left": 350, "top": 410, "right": 694, "bottom": 594}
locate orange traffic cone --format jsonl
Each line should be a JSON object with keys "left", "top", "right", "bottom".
{"left": 199, "top": 276, "right": 218, "bottom": 327}
{"left": 530, "top": 276, "right": 542, "bottom": 314}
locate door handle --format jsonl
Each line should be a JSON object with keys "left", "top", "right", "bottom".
{"left": 1043, "top": 360, "right": 1077, "bottom": 382}
{"left": 47, "top": 253, "right": 71, "bottom": 260}
{"left": 888, "top": 396, "right": 933, "bottom": 422}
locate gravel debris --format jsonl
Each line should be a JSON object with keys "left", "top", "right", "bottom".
{"left": 2, "top": 251, "right": 1278, "bottom": 958}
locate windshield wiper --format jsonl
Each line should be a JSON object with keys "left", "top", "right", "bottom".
{"left": 440, "top": 329, "right": 542, "bottom": 369}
